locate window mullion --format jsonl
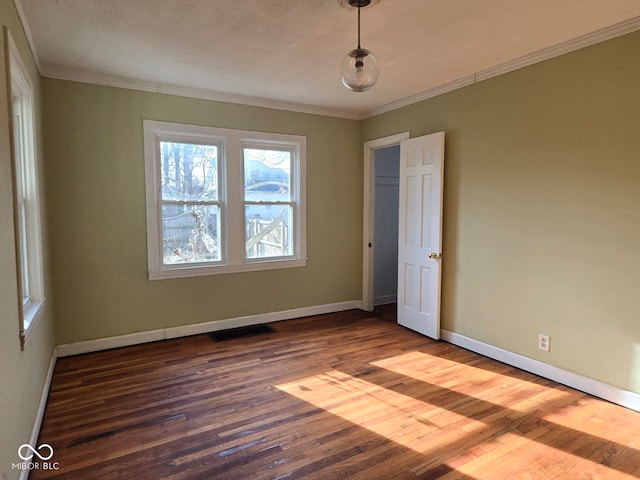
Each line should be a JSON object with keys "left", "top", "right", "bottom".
{"left": 226, "top": 138, "right": 244, "bottom": 264}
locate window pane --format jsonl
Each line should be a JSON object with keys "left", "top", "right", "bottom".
{"left": 162, "top": 204, "right": 221, "bottom": 264}
{"left": 160, "top": 142, "right": 218, "bottom": 201}
{"left": 245, "top": 204, "right": 293, "bottom": 259}
{"left": 244, "top": 148, "right": 291, "bottom": 202}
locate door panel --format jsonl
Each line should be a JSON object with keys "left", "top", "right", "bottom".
{"left": 397, "top": 132, "right": 444, "bottom": 339}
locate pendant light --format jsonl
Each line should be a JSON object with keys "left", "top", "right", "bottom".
{"left": 341, "top": 0, "right": 379, "bottom": 92}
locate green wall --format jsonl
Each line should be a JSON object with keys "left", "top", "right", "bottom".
{"left": 363, "top": 31, "right": 640, "bottom": 393}
{"left": 0, "top": 1, "right": 56, "bottom": 478}
{"left": 43, "top": 81, "right": 363, "bottom": 344}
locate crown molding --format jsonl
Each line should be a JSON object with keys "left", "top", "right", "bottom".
{"left": 359, "top": 75, "right": 477, "bottom": 120}
{"left": 41, "top": 67, "right": 362, "bottom": 120}
{"left": 359, "top": 15, "right": 640, "bottom": 119}
{"left": 12, "top": 0, "right": 42, "bottom": 72}
{"left": 157, "top": 83, "right": 361, "bottom": 120}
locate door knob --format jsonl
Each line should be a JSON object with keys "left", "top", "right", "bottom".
{"left": 428, "top": 252, "right": 442, "bottom": 259}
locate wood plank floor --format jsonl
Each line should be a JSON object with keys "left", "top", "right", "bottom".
{"left": 33, "top": 306, "right": 640, "bottom": 479}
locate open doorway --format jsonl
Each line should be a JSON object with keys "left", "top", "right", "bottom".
{"left": 372, "top": 145, "right": 400, "bottom": 306}
{"left": 362, "top": 132, "right": 409, "bottom": 311}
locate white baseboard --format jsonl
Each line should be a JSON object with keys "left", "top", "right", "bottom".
{"left": 56, "top": 328, "right": 166, "bottom": 357}
{"left": 56, "top": 300, "right": 362, "bottom": 357}
{"left": 440, "top": 329, "right": 640, "bottom": 413}
{"left": 374, "top": 294, "right": 397, "bottom": 306}
{"left": 165, "top": 300, "right": 362, "bottom": 339}
{"left": 20, "top": 350, "right": 57, "bottom": 480}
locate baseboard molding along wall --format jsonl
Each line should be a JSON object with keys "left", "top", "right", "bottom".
{"left": 56, "top": 300, "right": 362, "bottom": 357}
{"left": 21, "top": 350, "right": 57, "bottom": 480}
{"left": 440, "top": 329, "right": 640, "bottom": 413}
{"left": 373, "top": 294, "right": 397, "bottom": 306}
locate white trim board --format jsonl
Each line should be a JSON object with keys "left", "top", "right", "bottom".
{"left": 362, "top": 132, "right": 410, "bottom": 312}
{"left": 19, "top": 350, "right": 57, "bottom": 480}
{"left": 39, "top": 68, "right": 362, "bottom": 121}
{"left": 359, "top": 15, "right": 640, "bottom": 119}
{"left": 56, "top": 300, "right": 362, "bottom": 357}
{"left": 441, "top": 329, "right": 640, "bottom": 413}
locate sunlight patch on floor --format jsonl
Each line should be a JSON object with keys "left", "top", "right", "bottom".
{"left": 371, "top": 351, "right": 639, "bottom": 449}
{"left": 275, "top": 353, "right": 639, "bottom": 479}
{"left": 276, "top": 369, "right": 487, "bottom": 454}
{"left": 371, "top": 351, "right": 571, "bottom": 410}
{"left": 434, "top": 431, "right": 631, "bottom": 480}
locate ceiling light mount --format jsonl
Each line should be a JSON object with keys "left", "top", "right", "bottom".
{"left": 340, "top": 0, "right": 379, "bottom": 92}
{"left": 338, "top": 0, "right": 380, "bottom": 10}
{"left": 347, "top": 0, "right": 371, "bottom": 7}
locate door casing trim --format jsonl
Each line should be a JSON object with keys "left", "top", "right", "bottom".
{"left": 362, "top": 132, "right": 410, "bottom": 311}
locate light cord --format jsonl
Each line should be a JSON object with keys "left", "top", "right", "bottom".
{"left": 357, "top": 6, "right": 361, "bottom": 49}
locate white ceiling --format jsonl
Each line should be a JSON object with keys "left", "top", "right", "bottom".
{"left": 15, "top": 0, "right": 640, "bottom": 119}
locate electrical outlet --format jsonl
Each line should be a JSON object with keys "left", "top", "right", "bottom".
{"left": 538, "top": 334, "right": 550, "bottom": 352}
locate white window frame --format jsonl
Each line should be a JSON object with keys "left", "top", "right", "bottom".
{"left": 7, "top": 31, "right": 45, "bottom": 348}
{"left": 143, "top": 120, "right": 306, "bottom": 280}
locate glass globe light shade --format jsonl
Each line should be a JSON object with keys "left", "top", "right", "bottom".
{"left": 341, "top": 47, "right": 379, "bottom": 92}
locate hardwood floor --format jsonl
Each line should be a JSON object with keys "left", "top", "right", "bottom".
{"left": 33, "top": 306, "right": 640, "bottom": 479}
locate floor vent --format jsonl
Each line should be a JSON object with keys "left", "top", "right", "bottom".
{"left": 208, "top": 324, "right": 275, "bottom": 342}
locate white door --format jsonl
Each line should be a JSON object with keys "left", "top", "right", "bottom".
{"left": 397, "top": 132, "right": 444, "bottom": 339}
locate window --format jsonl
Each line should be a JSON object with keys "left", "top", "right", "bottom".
{"left": 144, "top": 120, "right": 306, "bottom": 279}
{"left": 158, "top": 141, "right": 222, "bottom": 266}
{"left": 243, "top": 146, "right": 294, "bottom": 259}
{"left": 8, "top": 32, "right": 45, "bottom": 347}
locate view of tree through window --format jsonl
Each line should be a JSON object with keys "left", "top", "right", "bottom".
{"left": 160, "top": 142, "right": 221, "bottom": 265}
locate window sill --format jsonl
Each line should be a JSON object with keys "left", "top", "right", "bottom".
{"left": 22, "top": 298, "right": 45, "bottom": 348}
{"left": 148, "top": 257, "right": 307, "bottom": 280}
